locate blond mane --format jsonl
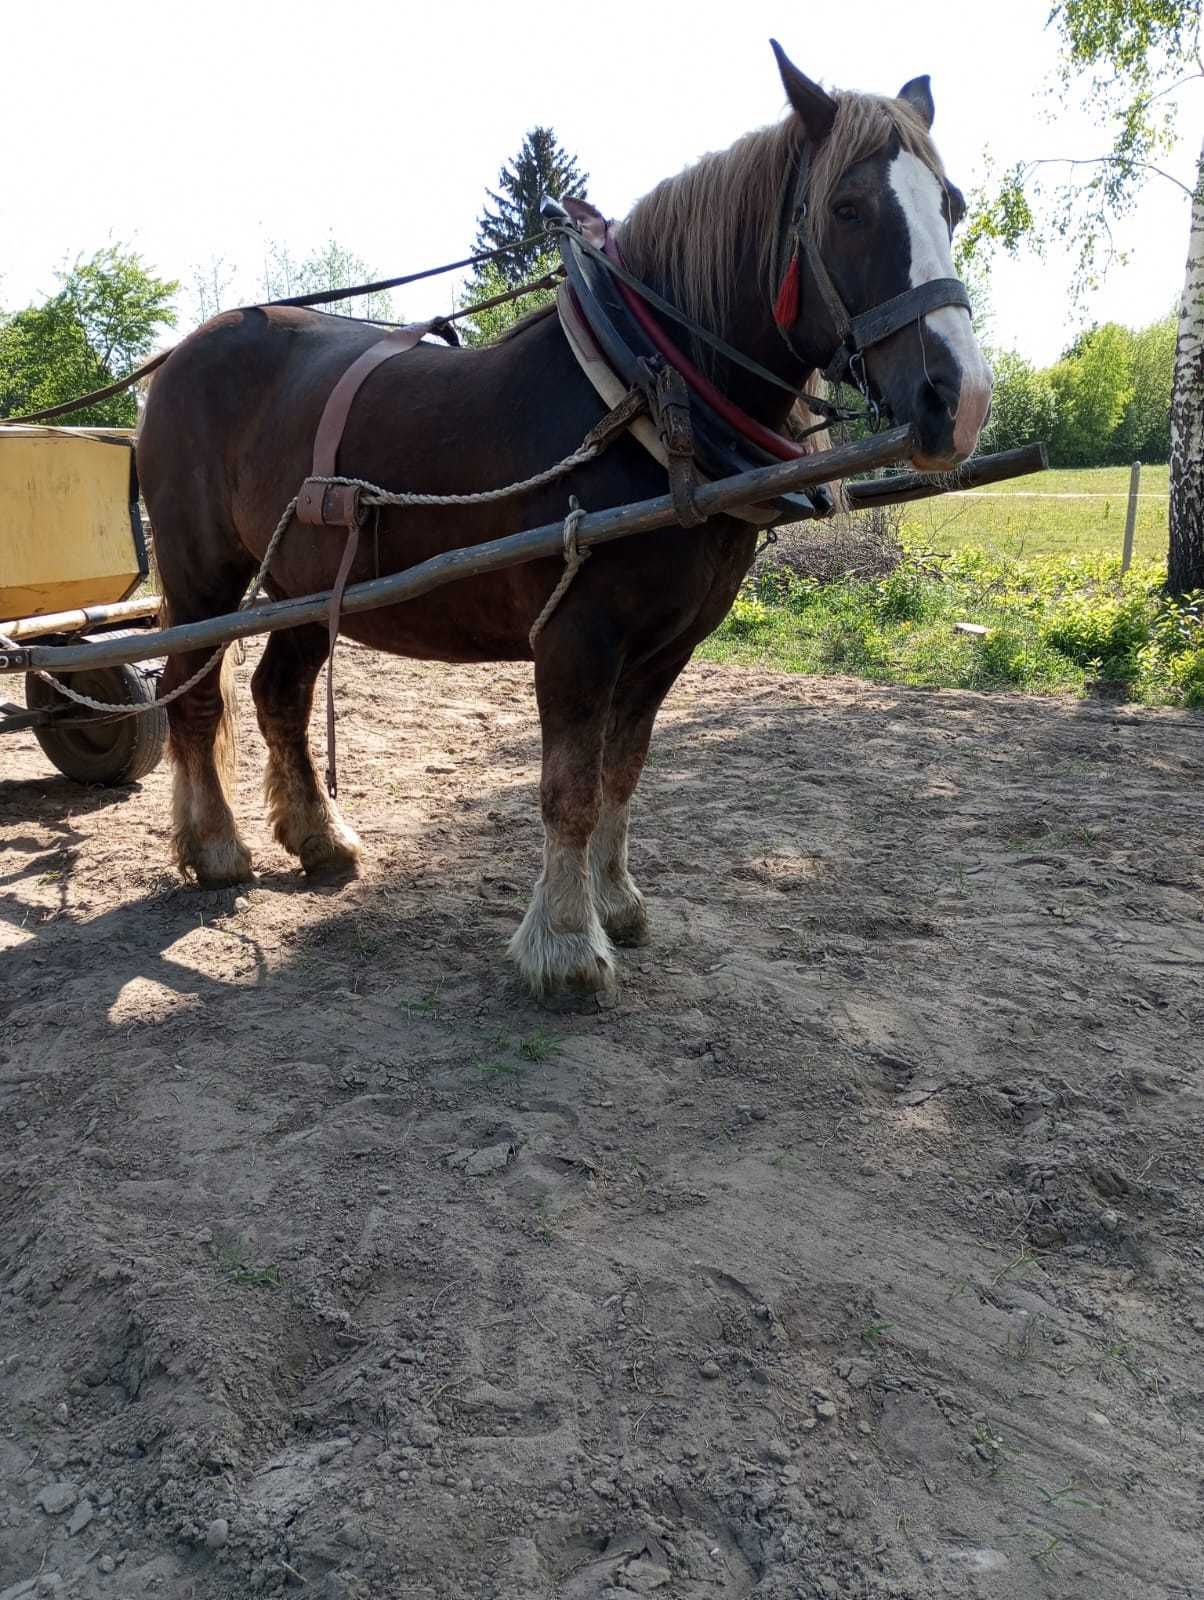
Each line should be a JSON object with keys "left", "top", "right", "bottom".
{"left": 619, "top": 90, "right": 947, "bottom": 342}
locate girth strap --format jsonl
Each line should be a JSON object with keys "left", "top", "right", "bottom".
{"left": 297, "top": 319, "right": 439, "bottom": 796}
{"left": 298, "top": 320, "right": 437, "bottom": 531}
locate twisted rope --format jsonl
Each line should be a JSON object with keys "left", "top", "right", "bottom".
{"left": 528, "top": 498, "right": 590, "bottom": 650}
{"left": 6, "top": 431, "right": 606, "bottom": 716}
{"left": 318, "top": 442, "right": 599, "bottom": 512}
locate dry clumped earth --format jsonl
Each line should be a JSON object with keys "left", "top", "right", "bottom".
{"left": 1, "top": 644, "right": 1203, "bottom": 1600}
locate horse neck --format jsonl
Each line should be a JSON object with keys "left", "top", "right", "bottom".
{"left": 712, "top": 226, "right": 814, "bottom": 426}
{"left": 622, "top": 141, "right": 814, "bottom": 428}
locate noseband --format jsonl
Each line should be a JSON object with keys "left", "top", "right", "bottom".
{"left": 771, "top": 136, "right": 972, "bottom": 391}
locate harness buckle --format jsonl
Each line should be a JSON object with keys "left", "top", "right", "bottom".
{"left": 297, "top": 479, "right": 366, "bottom": 530}
{"left": 636, "top": 357, "right": 706, "bottom": 528}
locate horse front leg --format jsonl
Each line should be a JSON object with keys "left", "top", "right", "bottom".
{"left": 508, "top": 639, "right": 619, "bottom": 995}
{"left": 592, "top": 653, "right": 692, "bottom": 946}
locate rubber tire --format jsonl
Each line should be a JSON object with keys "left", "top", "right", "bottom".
{"left": 25, "top": 630, "right": 169, "bottom": 785}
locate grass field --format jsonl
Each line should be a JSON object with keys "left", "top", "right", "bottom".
{"left": 697, "top": 463, "right": 1202, "bottom": 707}
{"left": 902, "top": 462, "right": 1170, "bottom": 562}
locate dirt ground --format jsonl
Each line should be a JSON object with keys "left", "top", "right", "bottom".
{"left": 2, "top": 645, "right": 1203, "bottom": 1600}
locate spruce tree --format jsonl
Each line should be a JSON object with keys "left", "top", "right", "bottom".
{"left": 474, "top": 128, "right": 588, "bottom": 283}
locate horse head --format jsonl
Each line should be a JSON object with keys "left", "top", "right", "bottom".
{"left": 771, "top": 42, "right": 993, "bottom": 470}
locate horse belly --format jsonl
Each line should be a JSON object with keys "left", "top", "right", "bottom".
{"left": 336, "top": 575, "right": 535, "bottom": 665}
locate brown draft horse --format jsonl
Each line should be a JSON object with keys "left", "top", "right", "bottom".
{"left": 137, "top": 43, "right": 992, "bottom": 994}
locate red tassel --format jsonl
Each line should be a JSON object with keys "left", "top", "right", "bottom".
{"left": 773, "top": 249, "right": 800, "bottom": 327}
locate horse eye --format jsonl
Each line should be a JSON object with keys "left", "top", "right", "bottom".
{"left": 834, "top": 202, "right": 860, "bottom": 225}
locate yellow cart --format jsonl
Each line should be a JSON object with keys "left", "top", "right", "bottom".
{"left": 0, "top": 427, "right": 167, "bottom": 784}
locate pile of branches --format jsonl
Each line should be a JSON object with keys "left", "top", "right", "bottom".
{"left": 754, "top": 502, "right": 906, "bottom": 585}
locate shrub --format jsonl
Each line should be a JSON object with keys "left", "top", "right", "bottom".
{"left": 755, "top": 501, "right": 905, "bottom": 585}
{"left": 1039, "top": 591, "right": 1153, "bottom": 676}
{"left": 705, "top": 544, "right": 1202, "bottom": 711}
{"left": 723, "top": 593, "right": 775, "bottom": 640}
{"left": 1134, "top": 592, "right": 1204, "bottom": 706}
{"left": 874, "top": 565, "right": 939, "bottom": 623}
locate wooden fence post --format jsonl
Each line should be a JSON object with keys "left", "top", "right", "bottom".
{"left": 1121, "top": 460, "right": 1141, "bottom": 575}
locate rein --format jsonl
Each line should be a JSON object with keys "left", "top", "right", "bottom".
{"left": 1, "top": 231, "right": 558, "bottom": 427}
{"left": 548, "top": 217, "right": 860, "bottom": 431}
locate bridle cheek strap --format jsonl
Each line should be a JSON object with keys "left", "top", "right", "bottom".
{"left": 772, "top": 139, "right": 973, "bottom": 387}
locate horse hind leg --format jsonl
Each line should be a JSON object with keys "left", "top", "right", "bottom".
{"left": 251, "top": 624, "right": 362, "bottom": 877}
{"left": 589, "top": 798, "right": 647, "bottom": 946}
{"left": 167, "top": 643, "right": 253, "bottom": 886}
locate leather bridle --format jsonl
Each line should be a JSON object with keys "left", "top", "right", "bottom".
{"left": 550, "top": 128, "right": 973, "bottom": 441}
{"left": 770, "top": 133, "right": 972, "bottom": 395}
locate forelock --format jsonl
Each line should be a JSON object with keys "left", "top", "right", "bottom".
{"left": 808, "top": 93, "right": 947, "bottom": 246}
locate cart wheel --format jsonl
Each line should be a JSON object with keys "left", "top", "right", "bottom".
{"left": 25, "top": 631, "right": 169, "bottom": 785}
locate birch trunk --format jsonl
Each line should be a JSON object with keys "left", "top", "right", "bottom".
{"left": 1168, "top": 129, "right": 1204, "bottom": 594}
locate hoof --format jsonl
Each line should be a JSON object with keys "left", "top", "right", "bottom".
{"left": 507, "top": 918, "right": 616, "bottom": 997}
{"left": 603, "top": 896, "right": 649, "bottom": 947}
{"left": 591, "top": 865, "right": 648, "bottom": 949}
{"left": 299, "top": 823, "right": 363, "bottom": 880}
{"left": 181, "top": 835, "right": 254, "bottom": 887}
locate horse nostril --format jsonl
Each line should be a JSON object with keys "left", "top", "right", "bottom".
{"left": 924, "top": 372, "right": 962, "bottom": 417}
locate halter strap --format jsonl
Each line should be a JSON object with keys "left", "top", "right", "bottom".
{"left": 772, "top": 136, "right": 972, "bottom": 384}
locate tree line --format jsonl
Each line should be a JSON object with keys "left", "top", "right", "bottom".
{"left": 983, "top": 312, "right": 1176, "bottom": 465}
{"left": 0, "top": 128, "right": 581, "bottom": 425}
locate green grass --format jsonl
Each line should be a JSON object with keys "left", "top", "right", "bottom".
{"left": 699, "top": 549, "right": 1204, "bottom": 707}
{"left": 902, "top": 464, "right": 1170, "bottom": 563}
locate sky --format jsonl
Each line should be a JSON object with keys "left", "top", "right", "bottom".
{"left": 2, "top": 0, "right": 1197, "bottom": 366}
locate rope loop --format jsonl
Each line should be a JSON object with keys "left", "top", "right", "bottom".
{"left": 529, "top": 497, "right": 591, "bottom": 651}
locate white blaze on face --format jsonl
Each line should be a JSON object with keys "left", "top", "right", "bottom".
{"left": 888, "top": 150, "right": 993, "bottom": 457}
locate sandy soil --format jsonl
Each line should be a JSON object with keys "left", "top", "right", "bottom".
{"left": 2, "top": 645, "right": 1203, "bottom": 1600}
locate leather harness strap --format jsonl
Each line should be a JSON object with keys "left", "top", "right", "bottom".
{"left": 297, "top": 320, "right": 437, "bottom": 797}
{"left": 298, "top": 321, "right": 437, "bottom": 532}
{"left": 770, "top": 138, "right": 972, "bottom": 386}
{"left": 324, "top": 522, "right": 361, "bottom": 798}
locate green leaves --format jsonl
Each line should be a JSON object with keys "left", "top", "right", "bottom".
{"left": 455, "top": 251, "right": 559, "bottom": 348}
{"left": 985, "top": 311, "right": 1174, "bottom": 464}
{"left": 1052, "top": 0, "right": 1199, "bottom": 81}
{"left": 982, "top": 351, "right": 1060, "bottom": 454}
{"left": 260, "top": 237, "right": 396, "bottom": 322}
{"left": 474, "top": 126, "right": 588, "bottom": 283}
{"left": 0, "top": 246, "right": 177, "bottom": 425}
{"left": 963, "top": 1, "right": 1200, "bottom": 294}
{"left": 1049, "top": 322, "right": 1137, "bottom": 463}
{"left": 957, "top": 167, "right": 1037, "bottom": 263}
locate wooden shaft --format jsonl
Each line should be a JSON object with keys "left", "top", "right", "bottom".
{"left": 0, "top": 594, "right": 160, "bottom": 641}
{"left": 841, "top": 442, "right": 1049, "bottom": 510}
{"left": 8, "top": 426, "right": 916, "bottom": 674}
{"left": 1121, "top": 460, "right": 1141, "bottom": 575}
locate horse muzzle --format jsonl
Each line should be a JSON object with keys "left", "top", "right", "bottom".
{"left": 867, "top": 311, "right": 993, "bottom": 471}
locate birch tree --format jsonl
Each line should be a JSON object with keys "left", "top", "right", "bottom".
{"left": 964, "top": 2, "right": 1203, "bottom": 591}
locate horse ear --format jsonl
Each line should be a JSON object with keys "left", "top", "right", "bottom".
{"left": 770, "top": 39, "right": 837, "bottom": 143}
{"left": 898, "top": 75, "right": 935, "bottom": 129}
